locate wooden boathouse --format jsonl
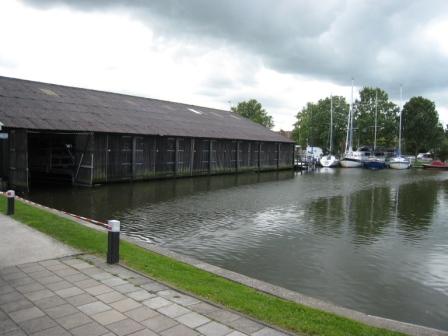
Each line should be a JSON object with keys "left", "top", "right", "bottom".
{"left": 0, "top": 76, "right": 294, "bottom": 191}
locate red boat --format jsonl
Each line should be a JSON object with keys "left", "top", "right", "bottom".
{"left": 422, "top": 160, "right": 448, "bottom": 169}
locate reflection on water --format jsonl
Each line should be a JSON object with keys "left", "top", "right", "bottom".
{"left": 26, "top": 169, "right": 448, "bottom": 331}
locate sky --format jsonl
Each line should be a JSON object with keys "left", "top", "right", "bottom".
{"left": 1, "top": 0, "right": 448, "bottom": 131}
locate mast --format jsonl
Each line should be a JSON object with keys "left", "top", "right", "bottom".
{"left": 349, "top": 78, "right": 354, "bottom": 153}
{"left": 398, "top": 85, "right": 403, "bottom": 156}
{"left": 374, "top": 90, "right": 378, "bottom": 151}
{"left": 330, "top": 95, "right": 333, "bottom": 154}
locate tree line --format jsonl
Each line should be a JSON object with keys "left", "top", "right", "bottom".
{"left": 231, "top": 89, "right": 448, "bottom": 160}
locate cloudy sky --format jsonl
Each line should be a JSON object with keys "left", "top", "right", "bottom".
{"left": 1, "top": 0, "right": 448, "bottom": 130}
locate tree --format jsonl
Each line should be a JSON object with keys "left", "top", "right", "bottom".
{"left": 292, "top": 96, "right": 349, "bottom": 153}
{"left": 231, "top": 99, "right": 274, "bottom": 128}
{"left": 402, "top": 97, "right": 442, "bottom": 156}
{"left": 352, "top": 87, "right": 398, "bottom": 149}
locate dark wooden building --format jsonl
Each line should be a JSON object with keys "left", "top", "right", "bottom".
{"left": 0, "top": 76, "right": 294, "bottom": 191}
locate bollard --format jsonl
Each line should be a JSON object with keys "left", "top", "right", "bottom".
{"left": 6, "top": 190, "right": 15, "bottom": 215}
{"left": 107, "top": 220, "right": 120, "bottom": 264}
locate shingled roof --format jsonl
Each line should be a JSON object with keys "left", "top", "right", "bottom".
{"left": 0, "top": 76, "right": 293, "bottom": 143}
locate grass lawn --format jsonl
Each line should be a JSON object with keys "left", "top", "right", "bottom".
{"left": 0, "top": 195, "right": 405, "bottom": 336}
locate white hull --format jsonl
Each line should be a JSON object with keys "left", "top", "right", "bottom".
{"left": 340, "top": 158, "right": 362, "bottom": 168}
{"left": 320, "top": 155, "right": 339, "bottom": 167}
{"left": 389, "top": 157, "right": 410, "bottom": 170}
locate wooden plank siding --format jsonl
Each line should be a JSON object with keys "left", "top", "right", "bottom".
{"left": 89, "top": 133, "right": 293, "bottom": 185}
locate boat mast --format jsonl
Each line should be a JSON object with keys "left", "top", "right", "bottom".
{"left": 398, "top": 85, "right": 403, "bottom": 156}
{"left": 349, "top": 78, "right": 354, "bottom": 153}
{"left": 330, "top": 95, "right": 333, "bottom": 155}
{"left": 374, "top": 90, "right": 378, "bottom": 151}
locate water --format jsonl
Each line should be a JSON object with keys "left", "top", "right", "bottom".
{"left": 26, "top": 169, "right": 448, "bottom": 331}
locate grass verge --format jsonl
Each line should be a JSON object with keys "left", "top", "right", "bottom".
{"left": 0, "top": 196, "right": 404, "bottom": 336}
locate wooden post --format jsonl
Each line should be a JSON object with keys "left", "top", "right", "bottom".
{"left": 174, "top": 138, "right": 179, "bottom": 176}
{"left": 190, "top": 138, "right": 195, "bottom": 176}
{"left": 235, "top": 141, "right": 240, "bottom": 172}
{"left": 277, "top": 143, "right": 280, "bottom": 169}
{"left": 132, "top": 136, "right": 137, "bottom": 180}
{"left": 208, "top": 140, "right": 213, "bottom": 175}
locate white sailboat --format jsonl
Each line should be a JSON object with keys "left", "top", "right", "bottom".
{"left": 389, "top": 86, "right": 410, "bottom": 170}
{"left": 340, "top": 80, "right": 363, "bottom": 168}
{"left": 320, "top": 95, "right": 339, "bottom": 167}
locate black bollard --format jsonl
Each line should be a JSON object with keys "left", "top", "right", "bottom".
{"left": 107, "top": 220, "right": 120, "bottom": 264}
{"left": 6, "top": 190, "right": 15, "bottom": 215}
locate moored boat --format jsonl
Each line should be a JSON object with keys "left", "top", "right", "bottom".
{"left": 364, "top": 156, "right": 386, "bottom": 170}
{"left": 319, "top": 96, "right": 340, "bottom": 168}
{"left": 341, "top": 80, "right": 362, "bottom": 168}
{"left": 389, "top": 86, "right": 410, "bottom": 170}
{"left": 422, "top": 160, "right": 448, "bottom": 169}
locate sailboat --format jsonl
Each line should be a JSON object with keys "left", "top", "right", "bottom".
{"left": 320, "top": 95, "right": 339, "bottom": 167}
{"left": 389, "top": 86, "right": 411, "bottom": 170}
{"left": 364, "top": 91, "right": 386, "bottom": 170}
{"left": 340, "top": 80, "right": 363, "bottom": 168}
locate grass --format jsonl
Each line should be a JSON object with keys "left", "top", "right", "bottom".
{"left": 0, "top": 196, "right": 405, "bottom": 336}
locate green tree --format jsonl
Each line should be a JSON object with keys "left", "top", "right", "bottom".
{"left": 231, "top": 99, "right": 274, "bottom": 128}
{"left": 292, "top": 96, "right": 349, "bottom": 153}
{"left": 353, "top": 87, "right": 398, "bottom": 149}
{"left": 402, "top": 97, "right": 442, "bottom": 156}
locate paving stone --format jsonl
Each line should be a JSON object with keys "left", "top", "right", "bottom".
{"left": 52, "top": 268, "right": 80, "bottom": 277}
{"left": 226, "top": 331, "right": 247, "bottom": 336}
{"left": 197, "top": 321, "right": 233, "bottom": 336}
{"left": 55, "top": 286, "right": 84, "bottom": 298}
{"left": 0, "top": 285, "right": 16, "bottom": 295}
{"left": 141, "top": 315, "right": 178, "bottom": 332}
{"left": 19, "top": 264, "right": 46, "bottom": 274}
{"left": 1, "top": 328, "right": 27, "bottom": 336}
{"left": 92, "top": 309, "right": 127, "bottom": 325}
{"left": 33, "top": 295, "right": 66, "bottom": 309}
{"left": 44, "top": 264, "right": 70, "bottom": 271}
{"left": 127, "top": 290, "right": 155, "bottom": 302}
{"left": 31, "top": 325, "right": 71, "bottom": 336}
{"left": 9, "top": 306, "right": 45, "bottom": 323}
{"left": 45, "top": 280, "right": 73, "bottom": 291}
{"left": 81, "top": 267, "right": 104, "bottom": 276}
{"left": 125, "top": 306, "right": 159, "bottom": 322}
{"left": 140, "top": 282, "right": 168, "bottom": 293}
{"left": 65, "top": 273, "right": 89, "bottom": 283}
{"left": 70, "top": 262, "right": 95, "bottom": 270}
{"left": 227, "top": 317, "right": 264, "bottom": 334}
{"left": 44, "top": 303, "right": 78, "bottom": 319}
{"left": 91, "top": 272, "right": 114, "bottom": 281}
{"left": 110, "top": 298, "right": 141, "bottom": 312}
{"left": 19, "top": 315, "right": 57, "bottom": 334}
{"left": 0, "top": 298, "right": 33, "bottom": 313}
{"left": 24, "top": 289, "right": 54, "bottom": 302}
{"left": 65, "top": 293, "right": 97, "bottom": 307}
{"left": 38, "top": 260, "right": 62, "bottom": 267}
{"left": 79, "top": 301, "right": 112, "bottom": 315}
{"left": 160, "top": 324, "right": 199, "bottom": 336}
{"left": 0, "top": 291, "right": 24, "bottom": 305}
{"left": 101, "top": 277, "right": 128, "bottom": 287}
{"left": 76, "top": 279, "right": 101, "bottom": 289}
{"left": 127, "top": 276, "right": 153, "bottom": 286}
{"left": 127, "top": 329, "right": 158, "bottom": 336}
{"left": 2, "top": 272, "right": 28, "bottom": 282}
{"left": 28, "top": 270, "right": 54, "bottom": 279}
{"left": 85, "top": 284, "right": 114, "bottom": 296}
{"left": 35, "top": 275, "right": 63, "bottom": 285}
{"left": 206, "top": 309, "right": 241, "bottom": 323}
{"left": 143, "top": 297, "right": 171, "bottom": 310}
{"left": 15, "top": 283, "right": 45, "bottom": 294}
{"left": 70, "top": 321, "right": 109, "bottom": 336}
{"left": 8, "top": 276, "right": 35, "bottom": 286}
{"left": 188, "top": 302, "right": 220, "bottom": 315}
{"left": 157, "top": 290, "right": 200, "bottom": 306}
{"left": 55, "top": 312, "right": 92, "bottom": 330}
{"left": 175, "top": 311, "right": 210, "bottom": 328}
{"left": 113, "top": 283, "right": 140, "bottom": 294}
{"left": 96, "top": 290, "right": 127, "bottom": 304}
{"left": 0, "top": 266, "right": 20, "bottom": 275}
{"left": 106, "top": 318, "right": 145, "bottom": 336}
{"left": 157, "top": 303, "right": 190, "bottom": 318}
{"left": 252, "top": 328, "right": 288, "bottom": 336}
{"left": 62, "top": 258, "right": 84, "bottom": 266}
{"left": 0, "top": 318, "right": 20, "bottom": 334}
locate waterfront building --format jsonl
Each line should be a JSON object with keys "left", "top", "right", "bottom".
{"left": 0, "top": 76, "right": 293, "bottom": 191}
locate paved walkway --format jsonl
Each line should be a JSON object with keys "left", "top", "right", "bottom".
{"left": 0, "top": 214, "right": 77, "bottom": 268}
{"left": 0, "top": 216, "right": 289, "bottom": 336}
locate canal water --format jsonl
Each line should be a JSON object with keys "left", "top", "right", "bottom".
{"left": 26, "top": 169, "right": 448, "bottom": 331}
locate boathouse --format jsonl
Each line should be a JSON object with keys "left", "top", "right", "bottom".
{"left": 0, "top": 76, "right": 294, "bottom": 191}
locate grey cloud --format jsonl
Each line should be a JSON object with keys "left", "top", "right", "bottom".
{"left": 23, "top": 0, "right": 448, "bottom": 100}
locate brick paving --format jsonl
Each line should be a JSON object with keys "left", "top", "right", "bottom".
{"left": 0, "top": 255, "right": 290, "bottom": 336}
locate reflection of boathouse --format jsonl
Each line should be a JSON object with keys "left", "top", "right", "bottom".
{"left": 0, "top": 76, "right": 294, "bottom": 191}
